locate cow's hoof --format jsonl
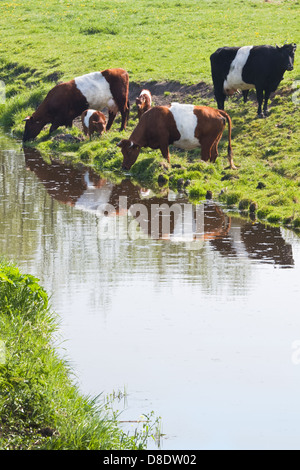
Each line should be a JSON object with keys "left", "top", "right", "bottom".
{"left": 257, "top": 113, "right": 265, "bottom": 119}
{"left": 264, "top": 110, "right": 270, "bottom": 117}
{"left": 224, "top": 164, "right": 238, "bottom": 171}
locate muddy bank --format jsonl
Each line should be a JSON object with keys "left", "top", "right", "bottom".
{"left": 128, "top": 80, "right": 214, "bottom": 105}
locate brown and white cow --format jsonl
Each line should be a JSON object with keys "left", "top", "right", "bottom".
{"left": 23, "top": 68, "right": 130, "bottom": 141}
{"left": 135, "top": 89, "right": 152, "bottom": 119}
{"left": 81, "top": 109, "right": 106, "bottom": 139}
{"left": 117, "top": 103, "right": 235, "bottom": 170}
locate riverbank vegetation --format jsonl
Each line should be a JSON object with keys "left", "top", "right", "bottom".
{"left": 0, "top": 260, "right": 159, "bottom": 449}
{"left": 0, "top": 0, "right": 299, "bottom": 231}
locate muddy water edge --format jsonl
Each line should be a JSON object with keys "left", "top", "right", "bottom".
{"left": 1, "top": 132, "right": 300, "bottom": 450}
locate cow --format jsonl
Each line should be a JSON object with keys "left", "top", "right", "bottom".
{"left": 210, "top": 43, "right": 297, "bottom": 117}
{"left": 22, "top": 68, "right": 130, "bottom": 141}
{"left": 136, "top": 89, "right": 152, "bottom": 119}
{"left": 81, "top": 109, "right": 106, "bottom": 139}
{"left": 117, "top": 103, "right": 235, "bottom": 170}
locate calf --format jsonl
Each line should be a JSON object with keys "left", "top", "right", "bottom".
{"left": 81, "top": 109, "right": 106, "bottom": 139}
{"left": 136, "top": 89, "right": 152, "bottom": 119}
{"left": 23, "top": 68, "right": 130, "bottom": 141}
{"left": 210, "top": 43, "right": 297, "bottom": 117}
{"left": 117, "top": 103, "right": 235, "bottom": 170}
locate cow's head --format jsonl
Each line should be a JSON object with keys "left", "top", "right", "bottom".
{"left": 117, "top": 139, "right": 141, "bottom": 170}
{"left": 92, "top": 111, "right": 106, "bottom": 136}
{"left": 93, "top": 119, "right": 106, "bottom": 136}
{"left": 136, "top": 96, "right": 144, "bottom": 105}
{"left": 136, "top": 95, "right": 146, "bottom": 106}
{"left": 22, "top": 116, "right": 45, "bottom": 142}
{"left": 277, "top": 43, "right": 297, "bottom": 71}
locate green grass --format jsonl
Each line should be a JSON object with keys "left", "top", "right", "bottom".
{"left": 0, "top": 261, "right": 159, "bottom": 450}
{"left": 0, "top": 0, "right": 298, "bottom": 84}
{"left": 0, "top": 0, "right": 300, "bottom": 230}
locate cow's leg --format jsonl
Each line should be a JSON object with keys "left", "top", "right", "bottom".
{"left": 200, "top": 136, "right": 215, "bottom": 162}
{"left": 49, "top": 122, "right": 60, "bottom": 135}
{"left": 263, "top": 89, "right": 271, "bottom": 117}
{"left": 65, "top": 116, "right": 73, "bottom": 128}
{"left": 215, "top": 91, "right": 226, "bottom": 110}
{"left": 122, "top": 99, "right": 130, "bottom": 130}
{"left": 119, "top": 102, "right": 129, "bottom": 131}
{"left": 106, "top": 110, "right": 117, "bottom": 131}
{"left": 159, "top": 141, "right": 170, "bottom": 163}
{"left": 256, "top": 87, "right": 264, "bottom": 118}
{"left": 212, "top": 77, "right": 226, "bottom": 110}
{"left": 210, "top": 131, "right": 223, "bottom": 163}
{"left": 242, "top": 90, "right": 249, "bottom": 103}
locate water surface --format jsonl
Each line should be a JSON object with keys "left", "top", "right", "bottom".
{"left": 1, "top": 135, "right": 300, "bottom": 450}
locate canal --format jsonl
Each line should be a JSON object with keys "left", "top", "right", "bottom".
{"left": 1, "top": 133, "right": 300, "bottom": 450}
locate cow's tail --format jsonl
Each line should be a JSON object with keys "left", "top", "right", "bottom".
{"left": 218, "top": 110, "right": 236, "bottom": 170}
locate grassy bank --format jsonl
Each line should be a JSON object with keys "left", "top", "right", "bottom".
{"left": 0, "top": 0, "right": 299, "bottom": 229}
{"left": 0, "top": 261, "right": 157, "bottom": 450}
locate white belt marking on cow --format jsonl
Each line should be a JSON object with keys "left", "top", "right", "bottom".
{"left": 170, "top": 103, "right": 199, "bottom": 150}
{"left": 83, "top": 109, "right": 95, "bottom": 128}
{"left": 140, "top": 89, "right": 152, "bottom": 103}
{"left": 223, "top": 45, "right": 255, "bottom": 94}
{"left": 75, "top": 72, "right": 117, "bottom": 110}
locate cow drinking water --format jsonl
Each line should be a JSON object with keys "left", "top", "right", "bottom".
{"left": 117, "top": 103, "right": 235, "bottom": 170}
{"left": 23, "top": 68, "right": 130, "bottom": 141}
{"left": 210, "top": 43, "right": 297, "bottom": 117}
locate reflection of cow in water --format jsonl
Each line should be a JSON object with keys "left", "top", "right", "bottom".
{"left": 23, "top": 147, "right": 230, "bottom": 242}
{"left": 24, "top": 147, "right": 101, "bottom": 205}
{"left": 23, "top": 146, "right": 294, "bottom": 267}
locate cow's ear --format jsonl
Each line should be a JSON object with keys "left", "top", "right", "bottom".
{"left": 132, "top": 143, "right": 140, "bottom": 150}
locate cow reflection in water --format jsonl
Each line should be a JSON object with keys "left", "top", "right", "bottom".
{"left": 23, "top": 147, "right": 294, "bottom": 267}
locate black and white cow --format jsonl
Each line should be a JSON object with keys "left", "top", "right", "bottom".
{"left": 210, "top": 44, "right": 297, "bottom": 117}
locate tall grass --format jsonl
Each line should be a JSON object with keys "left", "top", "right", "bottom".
{"left": 0, "top": 261, "right": 158, "bottom": 449}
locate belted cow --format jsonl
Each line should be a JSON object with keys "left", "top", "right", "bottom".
{"left": 136, "top": 89, "right": 152, "bottom": 119}
{"left": 22, "top": 68, "right": 130, "bottom": 141}
{"left": 210, "top": 43, "right": 297, "bottom": 117}
{"left": 117, "top": 103, "right": 235, "bottom": 170}
{"left": 81, "top": 109, "right": 106, "bottom": 139}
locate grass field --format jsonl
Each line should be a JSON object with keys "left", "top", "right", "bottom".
{"left": 0, "top": 0, "right": 299, "bottom": 228}
{"left": 0, "top": 0, "right": 298, "bottom": 83}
